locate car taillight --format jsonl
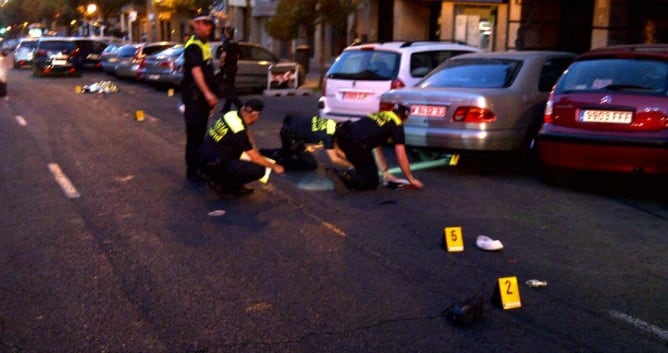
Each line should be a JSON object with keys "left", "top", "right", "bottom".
{"left": 35, "top": 49, "right": 47, "bottom": 57}
{"left": 544, "top": 99, "right": 554, "bottom": 123}
{"left": 453, "top": 106, "right": 496, "bottom": 123}
{"left": 379, "top": 101, "right": 394, "bottom": 112}
{"left": 391, "top": 79, "right": 404, "bottom": 90}
{"left": 321, "top": 77, "right": 327, "bottom": 95}
{"left": 159, "top": 61, "right": 171, "bottom": 68}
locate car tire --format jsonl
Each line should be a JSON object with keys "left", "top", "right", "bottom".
{"left": 0, "top": 81, "right": 6, "bottom": 97}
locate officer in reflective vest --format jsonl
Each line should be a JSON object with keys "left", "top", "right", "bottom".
{"left": 181, "top": 12, "right": 217, "bottom": 182}
{"left": 200, "top": 99, "right": 285, "bottom": 196}
{"left": 332, "top": 104, "right": 424, "bottom": 190}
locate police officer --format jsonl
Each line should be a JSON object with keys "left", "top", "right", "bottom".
{"left": 181, "top": 12, "right": 217, "bottom": 182}
{"left": 261, "top": 114, "right": 353, "bottom": 171}
{"left": 200, "top": 99, "right": 285, "bottom": 196}
{"left": 217, "top": 26, "right": 243, "bottom": 114}
{"left": 332, "top": 104, "right": 424, "bottom": 190}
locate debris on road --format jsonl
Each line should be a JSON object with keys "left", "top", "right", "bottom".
{"left": 77, "top": 81, "right": 119, "bottom": 94}
{"left": 525, "top": 279, "right": 548, "bottom": 288}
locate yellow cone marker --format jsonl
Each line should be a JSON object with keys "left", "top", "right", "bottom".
{"left": 167, "top": 88, "right": 174, "bottom": 96}
{"left": 74, "top": 85, "right": 82, "bottom": 94}
{"left": 135, "top": 110, "right": 145, "bottom": 122}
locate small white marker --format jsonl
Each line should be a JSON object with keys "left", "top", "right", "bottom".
{"left": 15, "top": 115, "right": 27, "bottom": 126}
{"left": 47, "top": 163, "right": 80, "bottom": 198}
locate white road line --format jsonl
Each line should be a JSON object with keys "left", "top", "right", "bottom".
{"left": 608, "top": 309, "right": 668, "bottom": 341}
{"left": 15, "top": 115, "right": 27, "bottom": 126}
{"left": 47, "top": 163, "right": 81, "bottom": 199}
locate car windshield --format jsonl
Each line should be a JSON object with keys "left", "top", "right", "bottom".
{"left": 417, "top": 58, "right": 522, "bottom": 88}
{"left": 327, "top": 50, "right": 400, "bottom": 80}
{"left": 555, "top": 58, "right": 667, "bottom": 95}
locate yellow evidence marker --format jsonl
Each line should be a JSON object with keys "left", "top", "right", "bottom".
{"left": 135, "top": 110, "right": 145, "bottom": 122}
{"left": 494, "top": 276, "right": 522, "bottom": 310}
{"left": 443, "top": 226, "right": 464, "bottom": 252}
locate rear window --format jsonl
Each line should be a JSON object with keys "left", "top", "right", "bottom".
{"left": 418, "top": 58, "right": 522, "bottom": 88}
{"left": 554, "top": 58, "right": 667, "bottom": 95}
{"left": 409, "top": 50, "right": 472, "bottom": 77}
{"left": 241, "top": 46, "right": 276, "bottom": 62}
{"left": 38, "top": 40, "right": 77, "bottom": 52}
{"left": 18, "top": 41, "right": 37, "bottom": 49}
{"left": 327, "top": 50, "right": 400, "bottom": 80}
{"left": 155, "top": 46, "right": 183, "bottom": 57}
{"left": 144, "top": 45, "right": 175, "bottom": 56}
{"left": 118, "top": 46, "right": 138, "bottom": 57}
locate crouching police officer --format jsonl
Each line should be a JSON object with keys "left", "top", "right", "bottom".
{"left": 261, "top": 114, "right": 353, "bottom": 171}
{"left": 199, "top": 99, "right": 284, "bottom": 196}
{"left": 331, "top": 104, "right": 423, "bottom": 190}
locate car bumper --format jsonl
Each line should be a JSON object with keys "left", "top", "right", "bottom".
{"left": 404, "top": 125, "right": 526, "bottom": 151}
{"left": 537, "top": 125, "right": 668, "bottom": 175}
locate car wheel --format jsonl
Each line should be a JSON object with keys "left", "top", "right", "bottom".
{"left": 0, "top": 81, "right": 6, "bottom": 97}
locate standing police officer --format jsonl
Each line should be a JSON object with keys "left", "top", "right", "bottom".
{"left": 181, "top": 12, "right": 217, "bottom": 182}
{"left": 217, "top": 26, "right": 243, "bottom": 114}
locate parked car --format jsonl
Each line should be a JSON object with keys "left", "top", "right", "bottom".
{"left": 100, "top": 42, "right": 122, "bottom": 75}
{"left": 138, "top": 44, "right": 184, "bottom": 88}
{"left": 71, "top": 37, "right": 109, "bottom": 70}
{"left": 13, "top": 38, "right": 38, "bottom": 68}
{"left": 537, "top": 44, "right": 668, "bottom": 177}
{"left": 1, "top": 38, "right": 19, "bottom": 56}
{"left": 318, "top": 41, "right": 481, "bottom": 121}
{"left": 114, "top": 41, "right": 178, "bottom": 80}
{"left": 171, "top": 41, "right": 305, "bottom": 92}
{"left": 379, "top": 50, "right": 576, "bottom": 155}
{"left": 32, "top": 37, "right": 80, "bottom": 77}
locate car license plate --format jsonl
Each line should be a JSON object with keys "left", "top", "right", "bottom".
{"left": 52, "top": 59, "right": 67, "bottom": 66}
{"left": 148, "top": 74, "right": 159, "bottom": 80}
{"left": 342, "top": 92, "right": 371, "bottom": 101}
{"left": 410, "top": 104, "right": 446, "bottom": 118}
{"left": 579, "top": 109, "right": 632, "bottom": 124}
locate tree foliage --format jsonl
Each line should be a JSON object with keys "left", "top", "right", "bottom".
{"left": 265, "top": 0, "right": 359, "bottom": 41}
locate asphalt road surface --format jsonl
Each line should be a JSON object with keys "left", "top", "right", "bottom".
{"left": 0, "top": 62, "right": 666, "bottom": 353}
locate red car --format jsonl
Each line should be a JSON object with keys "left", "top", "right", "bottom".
{"left": 537, "top": 44, "right": 668, "bottom": 177}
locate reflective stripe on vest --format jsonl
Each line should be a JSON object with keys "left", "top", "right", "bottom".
{"left": 368, "top": 111, "right": 403, "bottom": 127}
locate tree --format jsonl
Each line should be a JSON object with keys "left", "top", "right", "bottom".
{"left": 265, "top": 0, "right": 360, "bottom": 81}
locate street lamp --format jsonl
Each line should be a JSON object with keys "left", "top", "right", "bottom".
{"left": 84, "top": 3, "right": 97, "bottom": 37}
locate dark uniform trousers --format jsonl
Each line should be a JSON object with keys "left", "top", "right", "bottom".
{"left": 335, "top": 127, "right": 379, "bottom": 190}
{"left": 204, "top": 158, "right": 265, "bottom": 191}
{"left": 183, "top": 97, "right": 210, "bottom": 175}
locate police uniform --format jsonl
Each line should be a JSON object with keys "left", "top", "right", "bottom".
{"left": 268, "top": 115, "right": 337, "bottom": 171}
{"left": 335, "top": 111, "right": 406, "bottom": 190}
{"left": 200, "top": 111, "right": 265, "bottom": 192}
{"left": 218, "top": 28, "right": 243, "bottom": 113}
{"left": 181, "top": 34, "right": 215, "bottom": 180}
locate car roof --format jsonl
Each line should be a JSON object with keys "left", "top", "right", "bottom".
{"left": 577, "top": 44, "right": 668, "bottom": 60}
{"left": 449, "top": 50, "right": 577, "bottom": 60}
{"left": 344, "top": 41, "right": 479, "bottom": 53}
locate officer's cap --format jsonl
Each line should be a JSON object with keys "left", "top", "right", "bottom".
{"left": 192, "top": 12, "right": 214, "bottom": 23}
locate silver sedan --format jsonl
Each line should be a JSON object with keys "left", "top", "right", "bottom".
{"left": 380, "top": 51, "right": 576, "bottom": 155}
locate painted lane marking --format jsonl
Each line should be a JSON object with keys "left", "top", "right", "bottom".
{"left": 15, "top": 115, "right": 26, "bottom": 126}
{"left": 608, "top": 309, "right": 668, "bottom": 341}
{"left": 47, "top": 163, "right": 81, "bottom": 199}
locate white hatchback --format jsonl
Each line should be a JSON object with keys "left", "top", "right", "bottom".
{"left": 318, "top": 41, "right": 480, "bottom": 121}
